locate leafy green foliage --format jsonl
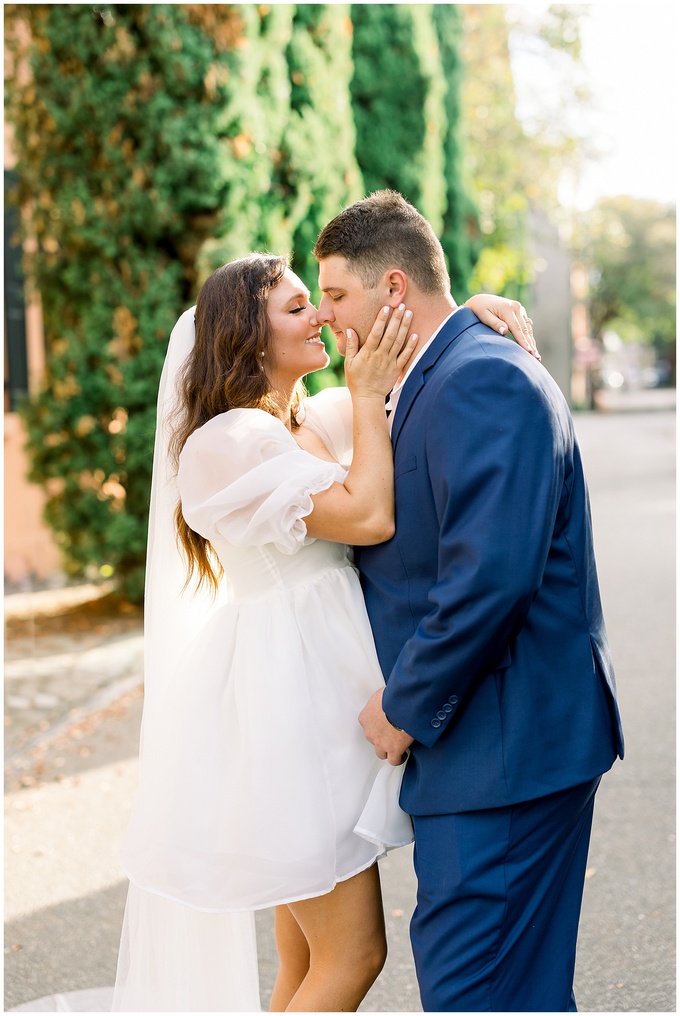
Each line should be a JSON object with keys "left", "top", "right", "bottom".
{"left": 459, "top": 5, "right": 592, "bottom": 302}
{"left": 282, "top": 5, "right": 363, "bottom": 393}
{"left": 284, "top": 5, "right": 362, "bottom": 291}
{"left": 5, "top": 3, "right": 243, "bottom": 599}
{"left": 349, "top": 4, "right": 476, "bottom": 296}
{"left": 350, "top": 4, "right": 445, "bottom": 229}
{"left": 458, "top": 4, "right": 534, "bottom": 300}
{"left": 198, "top": 5, "right": 362, "bottom": 392}
{"left": 197, "top": 3, "right": 296, "bottom": 273}
{"left": 432, "top": 5, "right": 478, "bottom": 294}
{"left": 580, "top": 197, "right": 676, "bottom": 357}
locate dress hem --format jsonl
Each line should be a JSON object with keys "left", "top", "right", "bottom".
{"left": 353, "top": 826, "right": 414, "bottom": 851}
{"left": 120, "top": 837, "right": 413, "bottom": 916}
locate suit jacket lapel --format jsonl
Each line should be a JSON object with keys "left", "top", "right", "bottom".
{"left": 391, "top": 307, "right": 478, "bottom": 447}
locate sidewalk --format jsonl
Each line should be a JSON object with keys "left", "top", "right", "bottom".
{"left": 5, "top": 584, "right": 143, "bottom": 774}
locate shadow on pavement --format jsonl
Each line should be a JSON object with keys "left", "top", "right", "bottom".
{"left": 5, "top": 882, "right": 127, "bottom": 1011}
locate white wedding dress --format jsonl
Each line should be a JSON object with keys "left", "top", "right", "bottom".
{"left": 113, "top": 366, "right": 412, "bottom": 1012}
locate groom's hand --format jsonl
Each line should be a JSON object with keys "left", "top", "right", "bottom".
{"left": 359, "top": 689, "right": 414, "bottom": 766}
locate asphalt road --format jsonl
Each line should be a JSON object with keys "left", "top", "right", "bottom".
{"left": 568, "top": 406, "right": 675, "bottom": 1013}
{"left": 4, "top": 401, "right": 675, "bottom": 1013}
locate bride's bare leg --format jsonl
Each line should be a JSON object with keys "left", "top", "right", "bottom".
{"left": 284, "top": 864, "right": 387, "bottom": 1012}
{"left": 270, "top": 905, "right": 311, "bottom": 1011}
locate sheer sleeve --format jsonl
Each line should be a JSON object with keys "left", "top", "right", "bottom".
{"left": 297, "top": 386, "right": 354, "bottom": 467}
{"left": 177, "top": 408, "right": 345, "bottom": 555}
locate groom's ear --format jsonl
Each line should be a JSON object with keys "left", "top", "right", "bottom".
{"left": 383, "top": 269, "right": 408, "bottom": 307}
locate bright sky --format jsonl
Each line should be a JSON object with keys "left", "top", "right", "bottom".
{"left": 511, "top": 3, "right": 678, "bottom": 209}
{"left": 577, "top": 3, "right": 677, "bottom": 207}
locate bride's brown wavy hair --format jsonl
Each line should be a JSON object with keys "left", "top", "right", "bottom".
{"left": 170, "top": 253, "right": 307, "bottom": 593}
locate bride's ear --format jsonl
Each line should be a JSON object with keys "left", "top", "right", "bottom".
{"left": 384, "top": 269, "right": 408, "bottom": 308}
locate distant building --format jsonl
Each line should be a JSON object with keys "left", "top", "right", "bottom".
{"left": 528, "top": 205, "right": 573, "bottom": 403}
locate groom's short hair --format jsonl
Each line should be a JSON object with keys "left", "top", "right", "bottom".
{"left": 314, "top": 190, "right": 450, "bottom": 295}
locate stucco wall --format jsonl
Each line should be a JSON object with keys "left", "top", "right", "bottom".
{"left": 5, "top": 412, "right": 63, "bottom": 583}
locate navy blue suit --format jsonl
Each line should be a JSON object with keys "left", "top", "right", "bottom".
{"left": 357, "top": 309, "right": 623, "bottom": 1011}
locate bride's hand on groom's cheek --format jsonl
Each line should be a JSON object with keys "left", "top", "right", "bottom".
{"left": 345, "top": 304, "right": 419, "bottom": 397}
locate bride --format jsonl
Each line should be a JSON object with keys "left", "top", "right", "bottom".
{"left": 113, "top": 253, "right": 538, "bottom": 1012}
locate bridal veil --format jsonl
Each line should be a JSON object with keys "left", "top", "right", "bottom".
{"left": 112, "top": 308, "right": 261, "bottom": 1011}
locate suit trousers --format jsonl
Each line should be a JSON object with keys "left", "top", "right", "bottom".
{"left": 410, "top": 777, "right": 601, "bottom": 1012}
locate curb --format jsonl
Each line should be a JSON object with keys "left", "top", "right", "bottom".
{"left": 4, "top": 581, "right": 117, "bottom": 621}
{"left": 5, "top": 633, "right": 144, "bottom": 684}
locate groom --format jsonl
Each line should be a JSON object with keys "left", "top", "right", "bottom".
{"left": 314, "top": 190, "right": 624, "bottom": 1012}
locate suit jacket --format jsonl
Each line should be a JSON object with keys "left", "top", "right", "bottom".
{"left": 356, "top": 308, "right": 624, "bottom": 816}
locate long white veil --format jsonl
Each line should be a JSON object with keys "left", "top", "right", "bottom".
{"left": 112, "top": 309, "right": 261, "bottom": 1012}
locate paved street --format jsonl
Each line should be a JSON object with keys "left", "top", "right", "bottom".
{"left": 569, "top": 405, "right": 675, "bottom": 1013}
{"left": 4, "top": 398, "right": 675, "bottom": 1013}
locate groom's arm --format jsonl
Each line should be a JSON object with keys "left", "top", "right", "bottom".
{"left": 378, "top": 354, "right": 567, "bottom": 749}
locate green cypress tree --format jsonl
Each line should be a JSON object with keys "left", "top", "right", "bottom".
{"left": 350, "top": 4, "right": 446, "bottom": 233}
{"left": 281, "top": 4, "right": 363, "bottom": 390}
{"left": 283, "top": 5, "right": 362, "bottom": 291}
{"left": 431, "top": 4, "right": 478, "bottom": 295}
{"left": 205, "top": 4, "right": 363, "bottom": 391}
{"left": 5, "top": 3, "right": 245, "bottom": 599}
{"left": 199, "top": 3, "right": 297, "bottom": 273}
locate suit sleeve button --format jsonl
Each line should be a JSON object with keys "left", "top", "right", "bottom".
{"left": 431, "top": 718, "right": 442, "bottom": 728}
{"left": 442, "top": 703, "right": 453, "bottom": 713}
{"left": 448, "top": 695, "right": 459, "bottom": 705}
{"left": 436, "top": 710, "right": 447, "bottom": 720}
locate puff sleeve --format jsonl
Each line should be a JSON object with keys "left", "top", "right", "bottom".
{"left": 177, "top": 409, "right": 346, "bottom": 554}
{"left": 297, "top": 387, "right": 354, "bottom": 468}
